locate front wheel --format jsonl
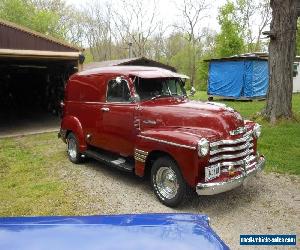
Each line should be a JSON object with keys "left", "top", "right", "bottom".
{"left": 151, "top": 156, "right": 188, "bottom": 207}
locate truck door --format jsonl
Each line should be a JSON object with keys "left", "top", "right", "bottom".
{"left": 100, "top": 78, "right": 136, "bottom": 156}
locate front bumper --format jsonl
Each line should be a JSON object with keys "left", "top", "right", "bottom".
{"left": 196, "top": 156, "right": 265, "bottom": 195}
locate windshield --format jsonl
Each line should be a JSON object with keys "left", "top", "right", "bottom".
{"left": 133, "top": 78, "right": 186, "bottom": 101}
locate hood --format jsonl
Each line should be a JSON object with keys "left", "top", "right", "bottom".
{"left": 140, "top": 99, "right": 244, "bottom": 140}
{"left": 0, "top": 213, "right": 229, "bottom": 250}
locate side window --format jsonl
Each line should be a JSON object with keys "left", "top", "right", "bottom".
{"left": 107, "top": 79, "right": 131, "bottom": 102}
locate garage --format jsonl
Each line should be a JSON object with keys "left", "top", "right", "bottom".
{"left": 0, "top": 20, "right": 84, "bottom": 138}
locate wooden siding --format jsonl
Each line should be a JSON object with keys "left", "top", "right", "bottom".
{"left": 0, "top": 20, "right": 79, "bottom": 52}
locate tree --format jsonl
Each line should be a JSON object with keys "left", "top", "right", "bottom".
{"left": 83, "top": 1, "right": 115, "bottom": 61}
{"left": 296, "top": 20, "right": 300, "bottom": 54}
{"left": 234, "top": 0, "right": 271, "bottom": 52}
{"left": 165, "top": 33, "right": 192, "bottom": 75}
{"left": 174, "top": 0, "right": 208, "bottom": 88}
{"left": 255, "top": 0, "right": 272, "bottom": 51}
{"left": 235, "top": 0, "right": 257, "bottom": 51}
{"left": 263, "top": 0, "right": 298, "bottom": 122}
{"left": 215, "top": 1, "right": 245, "bottom": 57}
{"left": 147, "top": 23, "right": 169, "bottom": 61}
{"left": 0, "top": 0, "right": 65, "bottom": 39}
{"left": 31, "top": 0, "right": 86, "bottom": 46}
{"left": 197, "top": 28, "right": 217, "bottom": 89}
{"left": 112, "top": 0, "right": 162, "bottom": 57}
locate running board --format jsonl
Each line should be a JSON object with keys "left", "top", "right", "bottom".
{"left": 85, "top": 149, "right": 134, "bottom": 172}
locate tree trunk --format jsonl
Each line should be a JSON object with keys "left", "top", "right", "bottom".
{"left": 191, "top": 44, "right": 196, "bottom": 88}
{"left": 190, "top": 40, "right": 196, "bottom": 88}
{"left": 264, "top": 0, "right": 298, "bottom": 123}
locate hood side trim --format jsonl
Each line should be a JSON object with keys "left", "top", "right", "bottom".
{"left": 138, "top": 135, "right": 196, "bottom": 150}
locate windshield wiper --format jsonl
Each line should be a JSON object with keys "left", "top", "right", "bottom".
{"left": 171, "top": 93, "right": 187, "bottom": 99}
{"left": 150, "top": 94, "right": 171, "bottom": 100}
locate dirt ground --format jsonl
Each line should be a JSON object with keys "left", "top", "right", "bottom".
{"left": 60, "top": 157, "right": 300, "bottom": 250}
{"left": 0, "top": 113, "right": 59, "bottom": 139}
{"left": 1, "top": 132, "right": 298, "bottom": 249}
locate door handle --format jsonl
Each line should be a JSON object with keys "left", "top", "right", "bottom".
{"left": 101, "top": 107, "right": 110, "bottom": 112}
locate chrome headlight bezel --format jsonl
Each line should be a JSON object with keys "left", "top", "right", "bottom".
{"left": 198, "top": 138, "right": 209, "bottom": 157}
{"left": 253, "top": 123, "right": 261, "bottom": 138}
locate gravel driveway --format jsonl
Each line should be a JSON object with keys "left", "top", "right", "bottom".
{"left": 61, "top": 158, "right": 300, "bottom": 249}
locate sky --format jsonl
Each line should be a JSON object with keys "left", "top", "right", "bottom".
{"left": 65, "top": 0, "right": 227, "bottom": 33}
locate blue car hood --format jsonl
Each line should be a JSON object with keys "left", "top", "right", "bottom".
{"left": 0, "top": 213, "right": 229, "bottom": 250}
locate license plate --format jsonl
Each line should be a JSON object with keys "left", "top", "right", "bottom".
{"left": 205, "top": 165, "right": 220, "bottom": 182}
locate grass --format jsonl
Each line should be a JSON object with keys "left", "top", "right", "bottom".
{"left": 0, "top": 93, "right": 299, "bottom": 216}
{"left": 0, "top": 133, "right": 87, "bottom": 216}
{"left": 192, "top": 92, "right": 300, "bottom": 175}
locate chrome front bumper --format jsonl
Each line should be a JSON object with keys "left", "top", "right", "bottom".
{"left": 196, "top": 156, "right": 265, "bottom": 195}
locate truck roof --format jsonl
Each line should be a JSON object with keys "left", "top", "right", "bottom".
{"left": 77, "top": 66, "right": 189, "bottom": 79}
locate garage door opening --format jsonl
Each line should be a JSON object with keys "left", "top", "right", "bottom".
{"left": 0, "top": 19, "right": 83, "bottom": 138}
{"left": 0, "top": 58, "right": 77, "bottom": 138}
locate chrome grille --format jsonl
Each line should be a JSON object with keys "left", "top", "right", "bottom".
{"left": 209, "top": 131, "right": 255, "bottom": 172}
{"left": 209, "top": 148, "right": 254, "bottom": 163}
{"left": 210, "top": 141, "right": 253, "bottom": 156}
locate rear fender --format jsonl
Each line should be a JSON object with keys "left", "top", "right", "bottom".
{"left": 61, "top": 115, "right": 86, "bottom": 152}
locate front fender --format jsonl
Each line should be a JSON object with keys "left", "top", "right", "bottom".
{"left": 61, "top": 115, "right": 86, "bottom": 152}
{"left": 135, "top": 129, "right": 202, "bottom": 187}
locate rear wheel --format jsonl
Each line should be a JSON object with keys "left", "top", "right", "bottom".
{"left": 67, "top": 132, "right": 83, "bottom": 164}
{"left": 151, "top": 156, "right": 188, "bottom": 207}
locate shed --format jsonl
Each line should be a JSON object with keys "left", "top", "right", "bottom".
{"left": 84, "top": 57, "right": 177, "bottom": 72}
{"left": 0, "top": 19, "right": 84, "bottom": 137}
{"left": 206, "top": 54, "right": 268, "bottom": 100}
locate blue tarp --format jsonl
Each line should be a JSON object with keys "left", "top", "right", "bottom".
{"left": 208, "top": 60, "right": 268, "bottom": 98}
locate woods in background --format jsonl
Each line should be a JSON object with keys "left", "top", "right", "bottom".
{"left": 0, "top": 0, "right": 275, "bottom": 91}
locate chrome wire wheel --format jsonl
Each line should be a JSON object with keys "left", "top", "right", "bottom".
{"left": 67, "top": 137, "right": 77, "bottom": 159}
{"left": 151, "top": 156, "right": 188, "bottom": 207}
{"left": 155, "top": 166, "right": 179, "bottom": 200}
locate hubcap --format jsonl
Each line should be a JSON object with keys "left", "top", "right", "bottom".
{"left": 155, "top": 167, "right": 179, "bottom": 199}
{"left": 68, "top": 138, "right": 77, "bottom": 159}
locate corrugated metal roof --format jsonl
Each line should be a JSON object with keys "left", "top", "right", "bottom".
{"left": 0, "top": 19, "right": 82, "bottom": 52}
{"left": 84, "top": 57, "right": 177, "bottom": 72}
{"left": 204, "top": 52, "right": 300, "bottom": 62}
{"left": 204, "top": 52, "right": 268, "bottom": 62}
{"left": 84, "top": 58, "right": 142, "bottom": 68}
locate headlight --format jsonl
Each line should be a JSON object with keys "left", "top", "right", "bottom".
{"left": 198, "top": 138, "right": 209, "bottom": 157}
{"left": 253, "top": 123, "right": 261, "bottom": 138}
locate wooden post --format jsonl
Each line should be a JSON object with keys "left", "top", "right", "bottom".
{"left": 78, "top": 60, "right": 83, "bottom": 72}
